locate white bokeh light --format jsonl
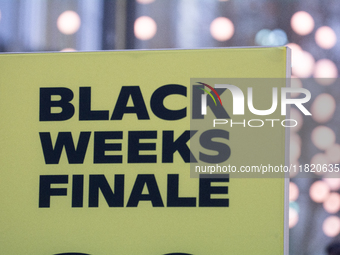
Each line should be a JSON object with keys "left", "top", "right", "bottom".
{"left": 323, "top": 193, "right": 340, "bottom": 214}
{"left": 289, "top": 207, "right": 299, "bottom": 228}
{"left": 314, "top": 59, "right": 338, "bottom": 85}
{"left": 210, "top": 17, "right": 234, "bottom": 41}
{"left": 323, "top": 216, "right": 340, "bottom": 237}
{"left": 315, "top": 26, "right": 337, "bottom": 49}
{"left": 311, "top": 126, "right": 336, "bottom": 150}
{"left": 292, "top": 50, "right": 315, "bottom": 78}
{"left": 310, "top": 180, "right": 330, "bottom": 203}
{"left": 134, "top": 16, "right": 157, "bottom": 40}
{"left": 57, "top": 11, "right": 81, "bottom": 35}
{"left": 289, "top": 182, "right": 299, "bottom": 201}
{"left": 311, "top": 93, "right": 336, "bottom": 123}
{"left": 291, "top": 11, "right": 314, "bottom": 36}
{"left": 323, "top": 177, "right": 340, "bottom": 191}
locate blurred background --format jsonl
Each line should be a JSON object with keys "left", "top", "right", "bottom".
{"left": 0, "top": 0, "right": 339, "bottom": 254}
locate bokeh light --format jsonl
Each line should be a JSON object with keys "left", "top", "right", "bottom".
{"left": 315, "top": 26, "right": 337, "bottom": 49}
{"left": 210, "top": 17, "right": 234, "bottom": 41}
{"left": 291, "top": 11, "right": 314, "bottom": 36}
{"left": 255, "top": 29, "right": 271, "bottom": 45}
{"left": 289, "top": 207, "right": 299, "bottom": 228}
{"left": 291, "top": 50, "right": 315, "bottom": 78}
{"left": 325, "top": 144, "right": 340, "bottom": 164}
{"left": 311, "top": 126, "right": 336, "bottom": 150}
{"left": 134, "top": 16, "right": 157, "bottom": 40}
{"left": 323, "top": 178, "right": 340, "bottom": 191}
{"left": 269, "top": 29, "right": 288, "bottom": 45}
{"left": 57, "top": 11, "right": 81, "bottom": 35}
{"left": 314, "top": 59, "right": 338, "bottom": 85}
{"left": 323, "top": 193, "right": 340, "bottom": 214}
{"left": 310, "top": 180, "right": 330, "bottom": 203}
{"left": 311, "top": 93, "right": 336, "bottom": 123}
{"left": 255, "top": 29, "right": 287, "bottom": 46}
{"left": 287, "top": 43, "right": 302, "bottom": 53}
{"left": 60, "top": 48, "right": 76, "bottom": 52}
{"left": 136, "top": 0, "right": 155, "bottom": 4}
{"left": 323, "top": 216, "right": 340, "bottom": 237}
{"left": 289, "top": 182, "right": 299, "bottom": 201}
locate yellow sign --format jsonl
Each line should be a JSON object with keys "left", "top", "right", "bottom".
{"left": 0, "top": 48, "right": 289, "bottom": 255}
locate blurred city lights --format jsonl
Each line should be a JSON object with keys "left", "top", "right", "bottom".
{"left": 290, "top": 108, "right": 303, "bottom": 132}
{"left": 291, "top": 50, "right": 315, "bottom": 78}
{"left": 315, "top": 26, "right": 337, "bottom": 49}
{"left": 325, "top": 144, "right": 340, "bottom": 164}
{"left": 313, "top": 59, "right": 338, "bottom": 85}
{"left": 255, "top": 29, "right": 287, "bottom": 46}
{"left": 290, "top": 76, "right": 303, "bottom": 98}
{"left": 269, "top": 29, "right": 287, "bottom": 45}
{"left": 323, "top": 178, "right": 340, "bottom": 191}
{"left": 311, "top": 93, "right": 336, "bottom": 123}
{"left": 289, "top": 182, "right": 299, "bottom": 201}
{"left": 289, "top": 207, "right": 299, "bottom": 228}
{"left": 323, "top": 193, "right": 340, "bottom": 214}
{"left": 210, "top": 17, "right": 234, "bottom": 41}
{"left": 255, "top": 29, "right": 271, "bottom": 45}
{"left": 134, "top": 16, "right": 157, "bottom": 40}
{"left": 57, "top": 11, "right": 81, "bottom": 35}
{"left": 291, "top": 11, "right": 315, "bottom": 36}
{"left": 136, "top": 0, "right": 155, "bottom": 4}
{"left": 311, "top": 126, "right": 336, "bottom": 150}
{"left": 310, "top": 180, "right": 330, "bottom": 203}
{"left": 323, "top": 216, "right": 340, "bottom": 237}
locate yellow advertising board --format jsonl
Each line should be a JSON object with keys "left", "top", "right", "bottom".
{"left": 0, "top": 47, "right": 290, "bottom": 255}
